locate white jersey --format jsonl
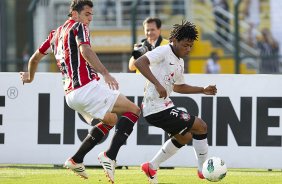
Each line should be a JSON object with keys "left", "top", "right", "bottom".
{"left": 142, "top": 44, "right": 185, "bottom": 117}
{"left": 206, "top": 59, "right": 220, "bottom": 74}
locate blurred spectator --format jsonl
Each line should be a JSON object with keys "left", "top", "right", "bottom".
{"left": 211, "top": 0, "right": 230, "bottom": 43}
{"left": 241, "top": 0, "right": 260, "bottom": 47}
{"left": 128, "top": 17, "right": 169, "bottom": 73}
{"left": 257, "top": 28, "right": 280, "bottom": 74}
{"left": 102, "top": 0, "right": 115, "bottom": 21}
{"left": 205, "top": 51, "right": 221, "bottom": 74}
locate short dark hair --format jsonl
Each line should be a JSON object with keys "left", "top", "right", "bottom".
{"left": 68, "top": 0, "right": 93, "bottom": 17}
{"left": 211, "top": 51, "right": 218, "bottom": 60}
{"left": 169, "top": 20, "right": 198, "bottom": 42}
{"left": 143, "top": 17, "right": 162, "bottom": 29}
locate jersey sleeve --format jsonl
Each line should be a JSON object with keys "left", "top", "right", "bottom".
{"left": 75, "top": 23, "right": 91, "bottom": 47}
{"left": 145, "top": 46, "right": 166, "bottom": 65}
{"left": 38, "top": 30, "right": 55, "bottom": 55}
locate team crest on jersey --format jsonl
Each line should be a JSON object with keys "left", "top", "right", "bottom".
{"left": 180, "top": 112, "right": 191, "bottom": 121}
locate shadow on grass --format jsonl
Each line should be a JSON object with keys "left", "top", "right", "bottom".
{"left": 230, "top": 169, "right": 282, "bottom": 173}
{"left": 0, "top": 164, "right": 107, "bottom": 170}
{"left": 0, "top": 165, "right": 64, "bottom": 170}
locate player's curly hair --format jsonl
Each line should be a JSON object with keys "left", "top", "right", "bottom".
{"left": 169, "top": 20, "right": 198, "bottom": 42}
{"left": 68, "top": 0, "right": 93, "bottom": 17}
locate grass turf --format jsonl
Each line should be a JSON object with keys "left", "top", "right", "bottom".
{"left": 0, "top": 164, "right": 282, "bottom": 184}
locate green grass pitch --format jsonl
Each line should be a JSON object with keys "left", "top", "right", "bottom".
{"left": 0, "top": 165, "right": 282, "bottom": 184}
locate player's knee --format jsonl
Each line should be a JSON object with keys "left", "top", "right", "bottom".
{"left": 109, "top": 114, "right": 118, "bottom": 125}
{"left": 128, "top": 104, "right": 141, "bottom": 116}
{"left": 119, "top": 94, "right": 141, "bottom": 115}
{"left": 133, "top": 105, "right": 141, "bottom": 116}
{"left": 103, "top": 113, "right": 118, "bottom": 126}
{"left": 174, "top": 133, "right": 192, "bottom": 145}
{"left": 192, "top": 117, "right": 208, "bottom": 134}
{"left": 174, "top": 137, "right": 186, "bottom": 145}
{"left": 123, "top": 98, "right": 141, "bottom": 116}
{"left": 200, "top": 120, "right": 208, "bottom": 134}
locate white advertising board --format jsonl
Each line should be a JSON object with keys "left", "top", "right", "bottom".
{"left": 0, "top": 73, "right": 281, "bottom": 169}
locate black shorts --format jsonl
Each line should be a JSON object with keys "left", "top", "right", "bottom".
{"left": 144, "top": 107, "right": 195, "bottom": 137}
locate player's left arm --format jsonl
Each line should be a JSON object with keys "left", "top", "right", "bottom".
{"left": 80, "top": 44, "right": 119, "bottom": 90}
{"left": 173, "top": 84, "right": 217, "bottom": 95}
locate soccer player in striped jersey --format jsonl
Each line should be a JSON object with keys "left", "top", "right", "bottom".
{"left": 135, "top": 20, "right": 217, "bottom": 184}
{"left": 20, "top": 0, "right": 140, "bottom": 183}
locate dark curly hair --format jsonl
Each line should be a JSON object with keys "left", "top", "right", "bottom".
{"left": 169, "top": 20, "right": 198, "bottom": 42}
{"left": 68, "top": 0, "right": 93, "bottom": 17}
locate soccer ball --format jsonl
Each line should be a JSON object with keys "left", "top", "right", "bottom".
{"left": 202, "top": 157, "right": 227, "bottom": 182}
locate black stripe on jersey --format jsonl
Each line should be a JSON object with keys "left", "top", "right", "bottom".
{"left": 70, "top": 23, "right": 80, "bottom": 89}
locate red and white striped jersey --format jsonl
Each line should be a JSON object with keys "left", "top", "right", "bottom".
{"left": 38, "top": 19, "right": 100, "bottom": 93}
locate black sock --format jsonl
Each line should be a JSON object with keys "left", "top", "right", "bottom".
{"left": 105, "top": 112, "right": 139, "bottom": 160}
{"left": 72, "top": 123, "right": 113, "bottom": 163}
{"left": 192, "top": 133, "right": 208, "bottom": 140}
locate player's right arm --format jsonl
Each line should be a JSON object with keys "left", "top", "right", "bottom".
{"left": 20, "top": 50, "right": 45, "bottom": 83}
{"left": 135, "top": 55, "right": 167, "bottom": 98}
{"left": 75, "top": 22, "right": 119, "bottom": 90}
{"left": 20, "top": 30, "right": 54, "bottom": 84}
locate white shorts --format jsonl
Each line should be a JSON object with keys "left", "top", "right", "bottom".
{"left": 65, "top": 80, "right": 120, "bottom": 123}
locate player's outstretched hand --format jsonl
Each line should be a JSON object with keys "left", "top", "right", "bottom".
{"left": 104, "top": 73, "right": 119, "bottom": 90}
{"left": 20, "top": 72, "right": 32, "bottom": 84}
{"left": 203, "top": 85, "right": 217, "bottom": 95}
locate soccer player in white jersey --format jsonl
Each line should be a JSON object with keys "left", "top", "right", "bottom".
{"left": 135, "top": 21, "right": 217, "bottom": 183}
{"left": 20, "top": 0, "right": 140, "bottom": 183}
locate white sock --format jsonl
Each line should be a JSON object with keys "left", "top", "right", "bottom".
{"left": 150, "top": 139, "right": 180, "bottom": 170}
{"left": 193, "top": 138, "right": 208, "bottom": 172}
